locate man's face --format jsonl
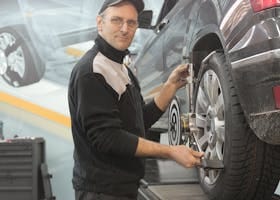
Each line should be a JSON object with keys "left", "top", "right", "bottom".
{"left": 97, "top": 2, "right": 138, "bottom": 51}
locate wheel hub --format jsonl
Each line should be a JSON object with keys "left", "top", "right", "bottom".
{"left": 0, "top": 48, "right": 7, "bottom": 75}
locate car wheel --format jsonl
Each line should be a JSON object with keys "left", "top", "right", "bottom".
{"left": 253, "top": 144, "right": 280, "bottom": 200}
{"left": 194, "top": 51, "right": 279, "bottom": 200}
{"left": 0, "top": 26, "right": 44, "bottom": 87}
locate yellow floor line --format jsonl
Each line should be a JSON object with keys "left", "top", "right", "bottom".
{"left": 0, "top": 102, "right": 72, "bottom": 141}
{"left": 65, "top": 47, "right": 85, "bottom": 57}
{"left": 0, "top": 91, "right": 71, "bottom": 127}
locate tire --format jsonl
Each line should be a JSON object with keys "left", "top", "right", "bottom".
{"left": 168, "top": 97, "right": 184, "bottom": 145}
{"left": 253, "top": 144, "right": 280, "bottom": 200}
{"left": 194, "top": 51, "right": 280, "bottom": 200}
{"left": 0, "top": 26, "right": 44, "bottom": 87}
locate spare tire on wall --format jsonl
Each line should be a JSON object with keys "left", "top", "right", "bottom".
{"left": 0, "top": 25, "right": 44, "bottom": 87}
{"left": 194, "top": 51, "right": 280, "bottom": 200}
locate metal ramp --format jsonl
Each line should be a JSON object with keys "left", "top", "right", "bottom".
{"left": 139, "top": 183, "right": 208, "bottom": 200}
{"left": 138, "top": 158, "right": 208, "bottom": 200}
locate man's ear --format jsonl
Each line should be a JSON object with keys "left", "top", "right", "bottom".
{"left": 96, "top": 15, "right": 103, "bottom": 32}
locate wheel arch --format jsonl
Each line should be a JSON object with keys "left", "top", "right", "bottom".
{"left": 190, "top": 30, "right": 225, "bottom": 77}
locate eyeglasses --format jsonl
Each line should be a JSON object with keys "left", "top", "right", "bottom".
{"left": 103, "top": 16, "right": 138, "bottom": 29}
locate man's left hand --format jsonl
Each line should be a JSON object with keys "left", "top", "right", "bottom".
{"left": 166, "top": 64, "right": 190, "bottom": 90}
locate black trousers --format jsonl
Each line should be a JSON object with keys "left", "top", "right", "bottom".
{"left": 75, "top": 190, "right": 137, "bottom": 200}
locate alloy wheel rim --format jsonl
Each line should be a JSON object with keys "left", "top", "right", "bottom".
{"left": 0, "top": 32, "right": 25, "bottom": 78}
{"left": 195, "top": 69, "right": 225, "bottom": 185}
{"left": 0, "top": 48, "right": 7, "bottom": 75}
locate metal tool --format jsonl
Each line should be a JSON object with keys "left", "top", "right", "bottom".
{"left": 200, "top": 158, "right": 224, "bottom": 170}
{"left": 190, "top": 123, "right": 225, "bottom": 170}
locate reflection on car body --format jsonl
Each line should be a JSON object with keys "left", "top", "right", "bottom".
{"left": 0, "top": 0, "right": 159, "bottom": 88}
{"left": 0, "top": 0, "right": 103, "bottom": 87}
{"left": 134, "top": 0, "right": 280, "bottom": 199}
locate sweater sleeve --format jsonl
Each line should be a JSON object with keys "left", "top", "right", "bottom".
{"left": 142, "top": 99, "right": 164, "bottom": 130}
{"left": 76, "top": 73, "right": 139, "bottom": 157}
{"left": 126, "top": 68, "right": 164, "bottom": 130}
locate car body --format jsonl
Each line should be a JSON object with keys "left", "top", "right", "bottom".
{"left": 134, "top": 0, "right": 280, "bottom": 199}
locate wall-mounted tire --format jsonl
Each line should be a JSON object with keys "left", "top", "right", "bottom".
{"left": 194, "top": 51, "right": 280, "bottom": 200}
{"left": 0, "top": 25, "right": 45, "bottom": 87}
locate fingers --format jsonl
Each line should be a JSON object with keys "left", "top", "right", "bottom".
{"left": 190, "top": 148, "right": 204, "bottom": 158}
{"left": 193, "top": 157, "right": 202, "bottom": 167}
{"left": 175, "top": 64, "right": 189, "bottom": 74}
{"left": 190, "top": 149, "right": 204, "bottom": 167}
{"left": 186, "top": 156, "right": 202, "bottom": 168}
{"left": 188, "top": 148, "right": 203, "bottom": 166}
{"left": 172, "top": 64, "right": 189, "bottom": 85}
{"left": 172, "top": 146, "right": 205, "bottom": 168}
{"left": 177, "top": 64, "right": 190, "bottom": 81}
{"left": 186, "top": 148, "right": 205, "bottom": 167}
{"left": 166, "top": 64, "right": 190, "bottom": 87}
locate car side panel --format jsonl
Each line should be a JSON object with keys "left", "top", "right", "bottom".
{"left": 195, "top": 0, "right": 280, "bottom": 143}
{"left": 134, "top": 29, "right": 165, "bottom": 100}
{"left": 163, "top": 0, "right": 202, "bottom": 80}
{"left": 227, "top": 8, "right": 280, "bottom": 144}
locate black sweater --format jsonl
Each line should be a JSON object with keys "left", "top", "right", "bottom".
{"left": 68, "top": 35, "right": 163, "bottom": 197}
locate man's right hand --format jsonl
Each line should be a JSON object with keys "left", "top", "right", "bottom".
{"left": 168, "top": 145, "right": 204, "bottom": 168}
{"left": 135, "top": 137, "right": 204, "bottom": 168}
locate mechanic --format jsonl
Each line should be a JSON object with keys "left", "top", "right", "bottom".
{"left": 68, "top": 0, "right": 204, "bottom": 199}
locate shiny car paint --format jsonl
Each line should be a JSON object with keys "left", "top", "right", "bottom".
{"left": 134, "top": 0, "right": 280, "bottom": 144}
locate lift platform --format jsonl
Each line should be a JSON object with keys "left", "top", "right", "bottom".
{"left": 138, "top": 158, "right": 208, "bottom": 200}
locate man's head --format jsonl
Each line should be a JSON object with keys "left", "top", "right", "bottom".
{"left": 97, "top": 0, "right": 144, "bottom": 51}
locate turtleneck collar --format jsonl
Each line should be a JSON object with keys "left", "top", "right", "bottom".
{"left": 95, "top": 35, "right": 129, "bottom": 64}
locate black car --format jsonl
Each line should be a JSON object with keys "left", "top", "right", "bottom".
{"left": 134, "top": 0, "right": 280, "bottom": 199}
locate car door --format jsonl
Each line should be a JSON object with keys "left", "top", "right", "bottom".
{"left": 134, "top": 0, "right": 172, "bottom": 99}
{"left": 162, "top": 0, "right": 202, "bottom": 82}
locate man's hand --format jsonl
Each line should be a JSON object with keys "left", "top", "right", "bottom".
{"left": 135, "top": 137, "right": 204, "bottom": 168}
{"left": 154, "top": 64, "right": 190, "bottom": 111}
{"left": 169, "top": 145, "right": 204, "bottom": 168}
{"left": 165, "top": 64, "right": 190, "bottom": 90}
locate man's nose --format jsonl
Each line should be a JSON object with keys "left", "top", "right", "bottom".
{"left": 120, "top": 22, "right": 129, "bottom": 32}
